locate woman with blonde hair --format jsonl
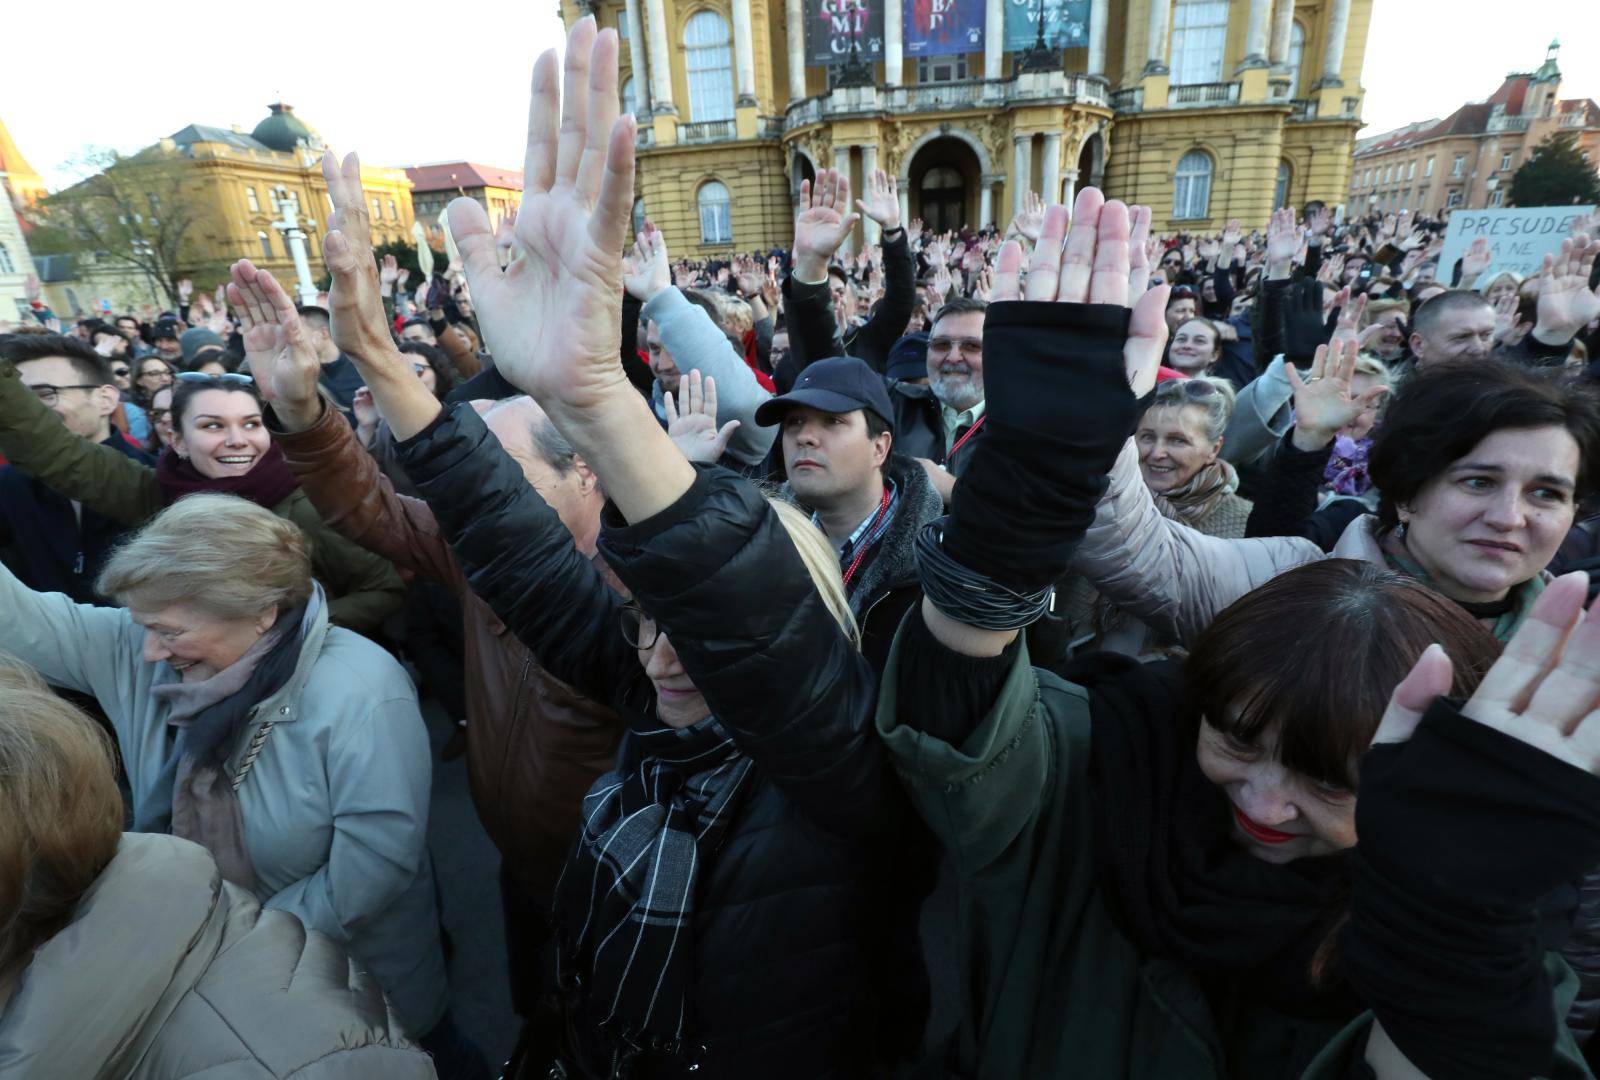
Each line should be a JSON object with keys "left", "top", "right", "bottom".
{"left": 0, "top": 657, "right": 434, "bottom": 1078}
{"left": 0, "top": 493, "right": 482, "bottom": 1075}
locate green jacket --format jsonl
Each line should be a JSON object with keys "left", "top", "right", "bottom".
{"left": 875, "top": 628, "right": 1592, "bottom": 1079}
{"left": 0, "top": 360, "right": 403, "bottom": 634}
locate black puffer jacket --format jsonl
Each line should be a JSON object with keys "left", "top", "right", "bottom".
{"left": 399, "top": 405, "right": 917, "bottom": 1078}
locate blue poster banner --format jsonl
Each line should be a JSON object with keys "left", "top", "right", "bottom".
{"left": 805, "top": 0, "right": 886, "bottom": 66}
{"left": 904, "top": 0, "right": 984, "bottom": 57}
{"left": 1001, "top": 0, "right": 1089, "bottom": 51}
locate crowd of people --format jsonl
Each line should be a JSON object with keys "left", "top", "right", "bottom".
{"left": 6, "top": 20, "right": 1600, "bottom": 1080}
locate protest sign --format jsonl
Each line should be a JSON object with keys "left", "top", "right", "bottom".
{"left": 1001, "top": 0, "right": 1088, "bottom": 51}
{"left": 1438, "top": 205, "right": 1597, "bottom": 279}
{"left": 806, "top": 0, "right": 885, "bottom": 65}
{"left": 904, "top": 0, "right": 984, "bottom": 57}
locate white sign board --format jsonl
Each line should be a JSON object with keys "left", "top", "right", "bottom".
{"left": 1439, "top": 205, "right": 1596, "bottom": 280}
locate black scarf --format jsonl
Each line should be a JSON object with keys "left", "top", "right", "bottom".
{"left": 555, "top": 714, "right": 755, "bottom": 1062}
{"left": 1080, "top": 653, "right": 1355, "bottom": 1017}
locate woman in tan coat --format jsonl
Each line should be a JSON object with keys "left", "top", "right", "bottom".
{"left": 0, "top": 661, "right": 436, "bottom": 1079}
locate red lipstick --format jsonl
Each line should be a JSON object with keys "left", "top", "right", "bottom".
{"left": 1233, "top": 805, "right": 1297, "bottom": 844}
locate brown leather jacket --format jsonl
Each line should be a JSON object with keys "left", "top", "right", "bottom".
{"left": 272, "top": 402, "right": 621, "bottom": 904}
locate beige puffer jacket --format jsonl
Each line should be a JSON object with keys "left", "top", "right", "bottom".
{"left": 0, "top": 833, "right": 437, "bottom": 1079}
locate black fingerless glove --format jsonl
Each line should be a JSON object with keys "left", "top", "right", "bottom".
{"left": 1339, "top": 699, "right": 1600, "bottom": 1079}
{"left": 941, "top": 301, "right": 1140, "bottom": 593}
{"left": 1282, "top": 278, "right": 1334, "bottom": 367}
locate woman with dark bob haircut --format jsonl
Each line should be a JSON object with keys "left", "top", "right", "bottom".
{"left": 878, "top": 195, "right": 1600, "bottom": 1076}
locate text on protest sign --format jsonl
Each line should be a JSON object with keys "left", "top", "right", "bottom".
{"left": 1002, "top": 0, "right": 1089, "bottom": 51}
{"left": 1438, "top": 205, "right": 1597, "bottom": 279}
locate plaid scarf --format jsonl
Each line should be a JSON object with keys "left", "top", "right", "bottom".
{"left": 555, "top": 714, "right": 755, "bottom": 1063}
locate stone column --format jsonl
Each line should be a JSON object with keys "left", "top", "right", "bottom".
{"left": 1062, "top": 168, "right": 1079, "bottom": 206}
{"left": 1143, "top": 0, "right": 1170, "bottom": 75}
{"left": 899, "top": 186, "right": 911, "bottom": 228}
{"left": 979, "top": 180, "right": 994, "bottom": 230}
{"left": 786, "top": 0, "right": 807, "bottom": 101}
{"left": 1317, "top": 0, "right": 1350, "bottom": 87}
{"left": 1041, "top": 132, "right": 1061, "bottom": 206}
{"left": 732, "top": 0, "right": 758, "bottom": 104}
{"left": 1087, "top": 0, "right": 1109, "bottom": 76}
{"left": 624, "top": 0, "right": 652, "bottom": 114}
{"left": 862, "top": 144, "right": 881, "bottom": 247}
{"left": 1269, "top": 0, "right": 1295, "bottom": 65}
{"left": 645, "top": 0, "right": 676, "bottom": 113}
{"left": 1239, "top": 0, "right": 1271, "bottom": 68}
{"left": 885, "top": 0, "right": 903, "bottom": 86}
{"left": 984, "top": 0, "right": 1004, "bottom": 80}
{"left": 1012, "top": 135, "right": 1032, "bottom": 218}
{"left": 834, "top": 144, "right": 855, "bottom": 254}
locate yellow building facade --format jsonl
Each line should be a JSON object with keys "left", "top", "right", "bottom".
{"left": 38, "top": 104, "right": 415, "bottom": 314}
{"left": 570, "top": 0, "right": 1370, "bottom": 255}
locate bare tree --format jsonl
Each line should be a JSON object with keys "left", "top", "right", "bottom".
{"left": 26, "top": 146, "right": 210, "bottom": 308}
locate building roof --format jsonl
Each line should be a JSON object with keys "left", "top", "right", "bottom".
{"left": 405, "top": 162, "right": 524, "bottom": 194}
{"left": 170, "top": 124, "right": 274, "bottom": 153}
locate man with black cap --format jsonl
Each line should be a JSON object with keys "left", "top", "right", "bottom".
{"left": 755, "top": 355, "right": 944, "bottom": 673}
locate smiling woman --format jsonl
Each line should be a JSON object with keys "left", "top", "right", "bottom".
{"left": 0, "top": 333, "right": 404, "bottom": 634}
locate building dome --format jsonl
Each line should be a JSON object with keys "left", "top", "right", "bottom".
{"left": 251, "top": 103, "right": 322, "bottom": 152}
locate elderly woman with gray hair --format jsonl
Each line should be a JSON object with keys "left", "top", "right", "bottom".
{"left": 0, "top": 493, "right": 484, "bottom": 1076}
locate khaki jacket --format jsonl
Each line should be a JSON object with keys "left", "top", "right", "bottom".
{"left": 0, "top": 834, "right": 437, "bottom": 1079}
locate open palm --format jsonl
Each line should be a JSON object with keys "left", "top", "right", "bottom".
{"left": 794, "top": 168, "right": 859, "bottom": 265}
{"left": 226, "top": 259, "right": 319, "bottom": 409}
{"left": 447, "top": 20, "right": 636, "bottom": 412}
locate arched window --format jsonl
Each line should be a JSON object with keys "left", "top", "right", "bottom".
{"left": 0, "top": 242, "right": 13, "bottom": 274}
{"left": 1274, "top": 160, "right": 1292, "bottom": 209}
{"left": 683, "top": 11, "right": 735, "bottom": 123}
{"left": 1170, "top": 0, "right": 1228, "bottom": 86}
{"left": 698, "top": 181, "right": 732, "bottom": 244}
{"left": 1286, "top": 21, "right": 1305, "bottom": 93}
{"left": 258, "top": 231, "right": 274, "bottom": 259}
{"left": 1172, "top": 151, "right": 1213, "bottom": 220}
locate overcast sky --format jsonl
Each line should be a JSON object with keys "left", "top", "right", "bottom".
{"left": 2, "top": 0, "right": 1595, "bottom": 190}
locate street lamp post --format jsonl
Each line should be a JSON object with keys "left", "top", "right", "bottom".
{"left": 271, "top": 185, "right": 319, "bottom": 306}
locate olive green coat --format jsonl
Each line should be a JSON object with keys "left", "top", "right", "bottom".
{"left": 0, "top": 359, "right": 402, "bottom": 633}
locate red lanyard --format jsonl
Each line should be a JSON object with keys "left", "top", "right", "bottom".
{"left": 841, "top": 486, "right": 894, "bottom": 588}
{"left": 948, "top": 415, "right": 987, "bottom": 460}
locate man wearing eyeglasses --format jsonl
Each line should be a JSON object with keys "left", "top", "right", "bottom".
{"left": 0, "top": 333, "right": 152, "bottom": 603}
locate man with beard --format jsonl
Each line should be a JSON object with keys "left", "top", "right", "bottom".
{"left": 891, "top": 297, "right": 987, "bottom": 506}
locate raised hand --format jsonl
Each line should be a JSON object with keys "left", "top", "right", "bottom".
{"left": 1375, "top": 571, "right": 1600, "bottom": 776}
{"left": 930, "top": 263, "right": 953, "bottom": 301}
{"left": 178, "top": 278, "right": 194, "bottom": 300}
{"left": 1304, "top": 204, "right": 1331, "bottom": 246}
{"left": 495, "top": 206, "right": 520, "bottom": 266}
{"left": 1459, "top": 236, "right": 1491, "bottom": 288}
{"left": 1012, "top": 190, "right": 1046, "bottom": 244}
{"left": 663, "top": 370, "right": 740, "bottom": 464}
{"left": 1532, "top": 233, "right": 1600, "bottom": 345}
{"left": 444, "top": 18, "right": 636, "bottom": 415}
{"left": 1221, "top": 218, "right": 1242, "bottom": 252}
{"left": 990, "top": 188, "right": 1171, "bottom": 398}
{"left": 906, "top": 217, "right": 925, "bottom": 244}
{"left": 1266, "top": 207, "right": 1298, "bottom": 278}
{"left": 622, "top": 220, "right": 671, "bottom": 301}
{"left": 1492, "top": 290, "right": 1532, "bottom": 348}
{"left": 1128, "top": 205, "right": 1153, "bottom": 301}
{"left": 1285, "top": 337, "right": 1386, "bottom": 451}
{"left": 1197, "top": 234, "right": 1221, "bottom": 263}
{"left": 1326, "top": 286, "right": 1365, "bottom": 349}
{"left": 793, "top": 168, "right": 861, "bottom": 281}
{"left": 226, "top": 259, "right": 321, "bottom": 425}
{"left": 970, "top": 264, "right": 994, "bottom": 302}
{"left": 379, "top": 253, "right": 400, "bottom": 293}
{"left": 854, "top": 168, "right": 901, "bottom": 232}
{"left": 351, "top": 386, "right": 379, "bottom": 435}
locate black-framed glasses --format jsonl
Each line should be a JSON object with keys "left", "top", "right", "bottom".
{"left": 175, "top": 372, "right": 253, "bottom": 386}
{"left": 28, "top": 383, "right": 103, "bottom": 405}
{"left": 138, "top": 365, "right": 173, "bottom": 382}
{"left": 620, "top": 604, "right": 661, "bottom": 650}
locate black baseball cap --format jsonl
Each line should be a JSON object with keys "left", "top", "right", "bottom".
{"left": 754, "top": 356, "right": 893, "bottom": 428}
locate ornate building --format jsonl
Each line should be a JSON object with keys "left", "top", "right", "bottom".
{"left": 36, "top": 104, "right": 415, "bottom": 314}
{"left": 567, "top": 0, "right": 1370, "bottom": 254}
{"left": 406, "top": 162, "right": 524, "bottom": 245}
{"left": 1350, "top": 44, "right": 1600, "bottom": 216}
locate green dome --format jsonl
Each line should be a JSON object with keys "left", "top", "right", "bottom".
{"left": 251, "top": 103, "right": 321, "bottom": 152}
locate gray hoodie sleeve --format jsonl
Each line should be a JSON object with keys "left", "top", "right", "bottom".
{"left": 1222, "top": 354, "right": 1294, "bottom": 467}
{"left": 642, "top": 287, "right": 776, "bottom": 466}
